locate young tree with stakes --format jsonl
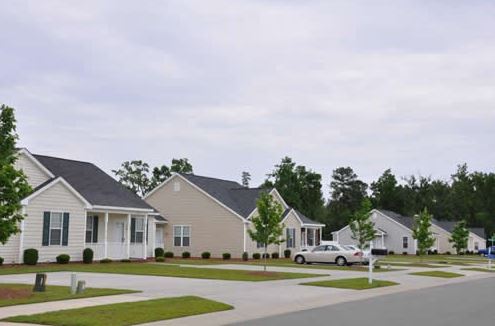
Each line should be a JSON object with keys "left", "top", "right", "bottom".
{"left": 349, "top": 198, "right": 375, "bottom": 250}
{"left": 412, "top": 208, "right": 436, "bottom": 258}
{"left": 0, "top": 105, "right": 32, "bottom": 244}
{"left": 248, "top": 192, "right": 284, "bottom": 272}
{"left": 449, "top": 220, "right": 470, "bottom": 254}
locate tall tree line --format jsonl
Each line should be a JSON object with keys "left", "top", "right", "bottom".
{"left": 262, "top": 159, "right": 495, "bottom": 241}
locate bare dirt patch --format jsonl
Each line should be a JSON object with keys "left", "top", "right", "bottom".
{"left": 0, "top": 287, "right": 33, "bottom": 300}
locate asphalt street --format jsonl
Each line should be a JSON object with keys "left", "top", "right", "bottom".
{"left": 234, "top": 277, "right": 495, "bottom": 326}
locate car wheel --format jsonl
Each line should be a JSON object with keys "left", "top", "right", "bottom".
{"left": 295, "top": 255, "right": 305, "bottom": 264}
{"left": 336, "top": 256, "right": 347, "bottom": 267}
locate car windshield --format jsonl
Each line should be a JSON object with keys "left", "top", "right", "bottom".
{"left": 344, "top": 245, "right": 355, "bottom": 250}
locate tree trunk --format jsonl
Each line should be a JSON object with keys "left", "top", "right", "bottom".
{"left": 264, "top": 243, "right": 267, "bottom": 272}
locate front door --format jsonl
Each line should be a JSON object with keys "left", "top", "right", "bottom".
{"left": 155, "top": 226, "right": 164, "bottom": 248}
{"left": 114, "top": 222, "right": 125, "bottom": 243}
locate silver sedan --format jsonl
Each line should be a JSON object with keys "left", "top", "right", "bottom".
{"left": 294, "top": 244, "right": 363, "bottom": 266}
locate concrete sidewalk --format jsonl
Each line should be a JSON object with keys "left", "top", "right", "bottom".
{"left": 0, "top": 263, "right": 493, "bottom": 325}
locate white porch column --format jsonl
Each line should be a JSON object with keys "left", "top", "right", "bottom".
{"left": 127, "top": 214, "right": 131, "bottom": 259}
{"left": 18, "top": 206, "right": 26, "bottom": 263}
{"left": 143, "top": 215, "right": 148, "bottom": 259}
{"left": 151, "top": 221, "right": 156, "bottom": 258}
{"left": 104, "top": 212, "right": 109, "bottom": 258}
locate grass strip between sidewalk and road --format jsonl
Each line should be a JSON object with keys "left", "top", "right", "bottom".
{"left": 0, "top": 283, "right": 138, "bottom": 307}
{"left": 3, "top": 296, "right": 233, "bottom": 326}
{"left": 301, "top": 277, "right": 399, "bottom": 290}
{"left": 461, "top": 267, "right": 495, "bottom": 273}
{"left": 0, "top": 262, "right": 321, "bottom": 281}
{"left": 409, "top": 271, "right": 464, "bottom": 278}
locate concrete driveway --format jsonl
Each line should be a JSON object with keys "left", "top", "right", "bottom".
{"left": 0, "top": 263, "right": 493, "bottom": 325}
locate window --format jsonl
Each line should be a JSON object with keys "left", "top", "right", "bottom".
{"left": 328, "top": 245, "right": 340, "bottom": 251}
{"left": 402, "top": 237, "right": 408, "bottom": 249}
{"left": 85, "top": 216, "right": 94, "bottom": 243}
{"left": 257, "top": 241, "right": 265, "bottom": 249}
{"left": 286, "top": 228, "right": 296, "bottom": 248}
{"left": 174, "top": 225, "right": 190, "bottom": 247}
{"left": 307, "top": 229, "right": 315, "bottom": 247}
{"left": 50, "top": 212, "right": 63, "bottom": 245}
{"left": 173, "top": 181, "right": 181, "bottom": 192}
{"left": 135, "top": 218, "right": 144, "bottom": 243}
{"left": 475, "top": 242, "right": 479, "bottom": 251}
{"left": 312, "top": 245, "right": 327, "bottom": 252}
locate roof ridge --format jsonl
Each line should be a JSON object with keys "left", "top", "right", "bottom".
{"left": 32, "top": 153, "right": 94, "bottom": 166}
{"left": 182, "top": 173, "right": 242, "bottom": 185}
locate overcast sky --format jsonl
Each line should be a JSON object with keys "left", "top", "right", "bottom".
{"left": 2, "top": 0, "right": 494, "bottom": 194}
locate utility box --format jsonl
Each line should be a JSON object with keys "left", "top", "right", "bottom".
{"left": 76, "top": 280, "right": 86, "bottom": 294}
{"left": 33, "top": 273, "right": 47, "bottom": 292}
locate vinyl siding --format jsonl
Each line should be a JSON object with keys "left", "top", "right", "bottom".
{"left": 0, "top": 233, "right": 20, "bottom": 264}
{"left": 335, "top": 211, "right": 416, "bottom": 254}
{"left": 15, "top": 152, "right": 51, "bottom": 188}
{"left": 145, "top": 176, "right": 245, "bottom": 258}
{"left": 23, "top": 182, "right": 87, "bottom": 262}
{"left": 468, "top": 233, "right": 486, "bottom": 252}
{"left": 431, "top": 224, "right": 454, "bottom": 253}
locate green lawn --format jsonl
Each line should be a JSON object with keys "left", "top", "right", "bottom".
{"left": 0, "top": 283, "right": 137, "bottom": 307}
{"left": 166, "top": 258, "right": 400, "bottom": 272}
{"left": 4, "top": 296, "right": 233, "bottom": 326}
{"left": 461, "top": 267, "right": 495, "bottom": 273}
{"left": 382, "top": 254, "right": 485, "bottom": 265}
{"left": 409, "top": 271, "right": 464, "bottom": 278}
{"left": 0, "top": 263, "right": 320, "bottom": 282}
{"left": 301, "top": 277, "right": 399, "bottom": 290}
{"left": 381, "top": 262, "right": 445, "bottom": 268}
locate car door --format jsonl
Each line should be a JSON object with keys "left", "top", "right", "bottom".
{"left": 307, "top": 245, "right": 328, "bottom": 262}
{"left": 325, "top": 245, "right": 340, "bottom": 263}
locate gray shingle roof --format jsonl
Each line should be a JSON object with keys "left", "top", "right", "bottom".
{"left": 377, "top": 209, "right": 415, "bottom": 230}
{"left": 294, "top": 210, "right": 324, "bottom": 226}
{"left": 379, "top": 210, "right": 486, "bottom": 239}
{"left": 180, "top": 174, "right": 267, "bottom": 218}
{"left": 33, "top": 154, "right": 154, "bottom": 210}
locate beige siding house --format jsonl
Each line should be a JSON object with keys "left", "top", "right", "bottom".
{"left": 145, "top": 173, "right": 324, "bottom": 258}
{"left": 0, "top": 149, "right": 161, "bottom": 264}
{"left": 332, "top": 209, "right": 486, "bottom": 254}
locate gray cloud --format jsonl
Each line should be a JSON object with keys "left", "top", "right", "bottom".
{"left": 1, "top": 0, "right": 494, "bottom": 194}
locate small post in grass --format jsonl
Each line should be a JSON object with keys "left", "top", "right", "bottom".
{"left": 33, "top": 273, "right": 47, "bottom": 292}
{"left": 70, "top": 273, "right": 78, "bottom": 294}
{"left": 368, "top": 240, "right": 373, "bottom": 285}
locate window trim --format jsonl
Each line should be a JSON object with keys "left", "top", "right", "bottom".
{"left": 286, "top": 228, "right": 296, "bottom": 249}
{"left": 49, "top": 212, "right": 64, "bottom": 246}
{"left": 85, "top": 215, "right": 95, "bottom": 244}
{"left": 134, "top": 217, "right": 145, "bottom": 243}
{"left": 402, "top": 236, "right": 409, "bottom": 249}
{"left": 173, "top": 225, "right": 191, "bottom": 247}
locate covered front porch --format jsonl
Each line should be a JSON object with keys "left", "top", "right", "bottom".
{"left": 300, "top": 227, "right": 322, "bottom": 251}
{"left": 84, "top": 210, "right": 167, "bottom": 260}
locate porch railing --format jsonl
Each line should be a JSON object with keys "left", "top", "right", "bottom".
{"left": 85, "top": 242, "right": 146, "bottom": 260}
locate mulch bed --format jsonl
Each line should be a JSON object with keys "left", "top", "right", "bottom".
{"left": 0, "top": 287, "right": 32, "bottom": 300}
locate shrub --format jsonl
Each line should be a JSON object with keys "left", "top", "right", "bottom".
{"left": 201, "top": 252, "right": 211, "bottom": 259}
{"left": 83, "top": 248, "right": 94, "bottom": 264}
{"left": 182, "top": 251, "right": 191, "bottom": 259}
{"left": 271, "top": 252, "right": 279, "bottom": 259}
{"left": 262, "top": 253, "right": 270, "bottom": 259}
{"left": 388, "top": 250, "right": 395, "bottom": 255}
{"left": 155, "top": 248, "right": 165, "bottom": 257}
{"left": 445, "top": 251, "right": 451, "bottom": 255}
{"left": 284, "top": 249, "right": 291, "bottom": 258}
{"left": 242, "top": 251, "right": 249, "bottom": 261}
{"left": 164, "top": 251, "right": 174, "bottom": 258}
{"left": 252, "top": 253, "right": 261, "bottom": 260}
{"left": 0, "top": 257, "right": 3, "bottom": 265}
{"left": 155, "top": 256, "right": 165, "bottom": 262}
{"left": 23, "top": 248, "right": 38, "bottom": 265}
{"left": 222, "top": 253, "right": 231, "bottom": 260}
{"left": 402, "top": 252, "right": 408, "bottom": 255}
{"left": 100, "top": 258, "right": 112, "bottom": 263}
{"left": 120, "top": 259, "right": 131, "bottom": 263}
{"left": 56, "top": 254, "right": 70, "bottom": 264}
